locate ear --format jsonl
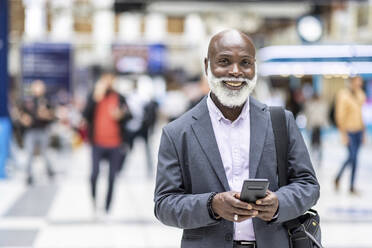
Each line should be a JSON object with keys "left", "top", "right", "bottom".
{"left": 204, "top": 58, "right": 209, "bottom": 76}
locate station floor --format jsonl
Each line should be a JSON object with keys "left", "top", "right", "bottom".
{"left": 0, "top": 127, "right": 372, "bottom": 248}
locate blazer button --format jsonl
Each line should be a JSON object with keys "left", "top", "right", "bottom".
{"left": 225, "top": 233, "right": 233, "bottom": 241}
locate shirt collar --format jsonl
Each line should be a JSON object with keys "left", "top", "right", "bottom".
{"left": 207, "top": 91, "right": 250, "bottom": 123}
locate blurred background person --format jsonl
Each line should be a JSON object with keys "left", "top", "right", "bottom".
{"left": 184, "top": 76, "right": 210, "bottom": 111}
{"left": 304, "top": 93, "right": 329, "bottom": 167}
{"left": 20, "top": 80, "right": 55, "bottom": 185}
{"left": 136, "top": 98, "right": 159, "bottom": 177}
{"left": 334, "top": 76, "right": 366, "bottom": 195}
{"left": 286, "top": 87, "right": 305, "bottom": 118}
{"left": 83, "top": 69, "right": 131, "bottom": 215}
{"left": 160, "top": 80, "right": 189, "bottom": 123}
{"left": 121, "top": 79, "right": 158, "bottom": 178}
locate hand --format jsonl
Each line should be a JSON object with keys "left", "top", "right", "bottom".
{"left": 110, "top": 106, "right": 126, "bottom": 120}
{"left": 212, "top": 191, "right": 258, "bottom": 223}
{"left": 248, "top": 190, "right": 279, "bottom": 222}
{"left": 93, "top": 81, "right": 108, "bottom": 102}
{"left": 37, "top": 106, "right": 53, "bottom": 120}
{"left": 20, "top": 113, "right": 32, "bottom": 127}
{"left": 341, "top": 132, "right": 349, "bottom": 145}
{"left": 362, "top": 132, "right": 367, "bottom": 145}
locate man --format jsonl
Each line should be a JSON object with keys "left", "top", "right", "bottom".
{"left": 120, "top": 81, "right": 157, "bottom": 177}
{"left": 154, "top": 30, "right": 319, "bottom": 248}
{"left": 334, "top": 76, "right": 366, "bottom": 195}
{"left": 83, "top": 69, "right": 131, "bottom": 214}
{"left": 304, "top": 93, "right": 329, "bottom": 167}
{"left": 20, "top": 80, "right": 55, "bottom": 185}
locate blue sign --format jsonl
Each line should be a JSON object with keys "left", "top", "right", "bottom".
{"left": 22, "top": 43, "right": 72, "bottom": 96}
{"left": 112, "top": 43, "right": 167, "bottom": 75}
{"left": 148, "top": 44, "right": 167, "bottom": 75}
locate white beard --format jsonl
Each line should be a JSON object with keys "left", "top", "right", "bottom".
{"left": 207, "top": 63, "right": 257, "bottom": 108}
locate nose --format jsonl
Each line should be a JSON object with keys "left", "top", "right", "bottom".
{"left": 228, "top": 63, "right": 243, "bottom": 77}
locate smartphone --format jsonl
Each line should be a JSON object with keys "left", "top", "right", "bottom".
{"left": 240, "top": 179, "right": 269, "bottom": 203}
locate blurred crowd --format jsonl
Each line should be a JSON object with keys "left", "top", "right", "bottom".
{"left": 5, "top": 66, "right": 212, "bottom": 214}
{"left": 7, "top": 75, "right": 368, "bottom": 169}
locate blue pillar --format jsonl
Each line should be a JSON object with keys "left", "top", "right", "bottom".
{"left": 289, "top": 76, "right": 301, "bottom": 90}
{"left": 0, "top": 0, "right": 10, "bottom": 178}
{"left": 0, "top": 118, "right": 11, "bottom": 178}
{"left": 313, "top": 75, "right": 322, "bottom": 95}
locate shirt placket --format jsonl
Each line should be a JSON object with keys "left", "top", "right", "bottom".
{"left": 231, "top": 122, "right": 242, "bottom": 192}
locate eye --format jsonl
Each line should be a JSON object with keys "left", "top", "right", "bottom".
{"left": 241, "top": 59, "right": 254, "bottom": 67}
{"left": 218, "top": 58, "right": 229, "bottom": 65}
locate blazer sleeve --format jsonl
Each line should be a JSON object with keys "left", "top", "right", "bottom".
{"left": 273, "top": 111, "right": 320, "bottom": 223}
{"left": 154, "top": 127, "right": 220, "bottom": 229}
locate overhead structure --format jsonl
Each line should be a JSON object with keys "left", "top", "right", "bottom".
{"left": 258, "top": 45, "right": 372, "bottom": 77}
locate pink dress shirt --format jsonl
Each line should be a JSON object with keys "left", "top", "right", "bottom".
{"left": 207, "top": 94, "right": 255, "bottom": 241}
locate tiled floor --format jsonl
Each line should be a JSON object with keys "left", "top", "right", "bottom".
{"left": 0, "top": 127, "right": 372, "bottom": 248}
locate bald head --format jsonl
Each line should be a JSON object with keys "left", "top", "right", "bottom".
{"left": 207, "top": 29, "right": 255, "bottom": 60}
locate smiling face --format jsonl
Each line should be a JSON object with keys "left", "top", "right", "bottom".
{"left": 205, "top": 30, "right": 257, "bottom": 108}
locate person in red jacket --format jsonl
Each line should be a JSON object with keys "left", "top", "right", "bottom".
{"left": 83, "top": 69, "right": 131, "bottom": 214}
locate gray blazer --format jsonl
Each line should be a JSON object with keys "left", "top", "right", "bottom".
{"left": 154, "top": 97, "right": 320, "bottom": 248}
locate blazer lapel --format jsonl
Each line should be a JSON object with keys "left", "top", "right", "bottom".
{"left": 191, "top": 99, "right": 230, "bottom": 191}
{"left": 249, "top": 98, "right": 269, "bottom": 179}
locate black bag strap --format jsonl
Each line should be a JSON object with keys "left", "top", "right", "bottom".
{"left": 269, "top": 107, "right": 288, "bottom": 187}
{"left": 270, "top": 107, "right": 323, "bottom": 248}
{"left": 269, "top": 107, "right": 302, "bottom": 230}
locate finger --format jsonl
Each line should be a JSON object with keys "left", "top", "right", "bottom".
{"left": 224, "top": 204, "right": 251, "bottom": 216}
{"left": 226, "top": 216, "right": 235, "bottom": 222}
{"left": 228, "top": 196, "right": 251, "bottom": 210}
{"left": 256, "top": 197, "right": 272, "bottom": 206}
{"left": 250, "top": 203, "right": 271, "bottom": 212}
{"left": 233, "top": 194, "right": 255, "bottom": 210}
{"left": 256, "top": 191, "right": 275, "bottom": 206}
{"left": 228, "top": 214, "right": 236, "bottom": 222}
{"left": 232, "top": 208, "right": 258, "bottom": 217}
